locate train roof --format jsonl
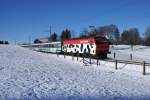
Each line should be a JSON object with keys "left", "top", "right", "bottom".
{"left": 63, "top": 35, "right": 107, "bottom": 44}
{"left": 21, "top": 41, "right": 61, "bottom": 47}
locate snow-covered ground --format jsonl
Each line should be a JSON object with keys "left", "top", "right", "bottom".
{"left": 108, "top": 45, "right": 150, "bottom": 62}
{"left": 0, "top": 45, "right": 150, "bottom": 100}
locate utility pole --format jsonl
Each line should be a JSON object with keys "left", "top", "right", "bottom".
{"left": 50, "top": 25, "right": 52, "bottom": 37}
{"left": 14, "top": 39, "right": 16, "bottom": 45}
{"left": 44, "top": 25, "right": 52, "bottom": 40}
{"left": 28, "top": 35, "right": 31, "bottom": 45}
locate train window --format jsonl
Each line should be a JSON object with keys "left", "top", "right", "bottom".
{"left": 43, "top": 44, "right": 48, "bottom": 47}
{"left": 95, "top": 37, "right": 108, "bottom": 44}
{"left": 55, "top": 44, "right": 59, "bottom": 48}
{"left": 54, "top": 43, "right": 58, "bottom": 48}
{"left": 55, "top": 44, "right": 57, "bottom": 48}
{"left": 50, "top": 44, "right": 52, "bottom": 48}
{"left": 54, "top": 44, "right": 56, "bottom": 47}
{"left": 51, "top": 44, "right": 55, "bottom": 48}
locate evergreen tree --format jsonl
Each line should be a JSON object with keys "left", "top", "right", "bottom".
{"left": 50, "top": 32, "right": 57, "bottom": 42}
{"left": 61, "top": 29, "right": 71, "bottom": 41}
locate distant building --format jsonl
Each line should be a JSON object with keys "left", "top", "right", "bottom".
{"left": 34, "top": 37, "right": 50, "bottom": 43}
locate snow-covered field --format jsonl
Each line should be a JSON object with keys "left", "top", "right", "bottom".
{"left": 108, "top": 45, "right": 150, "bottom": 62}
{"left": 0, "top": 45, "right": 150, "bottom": 100}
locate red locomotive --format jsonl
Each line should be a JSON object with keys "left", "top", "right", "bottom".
{"left": 62, "top": 35, "right": 110, "bottom": 58}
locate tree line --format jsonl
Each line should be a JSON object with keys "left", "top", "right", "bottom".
{"left": 34, "top": 24, "right": 150, "bottom": 46}
{"left": 0, "top": 40, "right": 9, "bottom": 44}
{"left": 49, "top": 29, "right": 72, "bottom": 42}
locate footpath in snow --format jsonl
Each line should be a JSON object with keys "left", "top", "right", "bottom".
{"left": 0, "top": 45, "right": 150, "bottom": 100}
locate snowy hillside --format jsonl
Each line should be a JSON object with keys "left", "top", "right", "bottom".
{"left": 0, "top": 45, "right": 150, "bottom": 100}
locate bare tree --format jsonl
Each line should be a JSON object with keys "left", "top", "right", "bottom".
{"left": 96, "top": 24, "right": 120, "bottom": 44}
{"left": 145, "top": 27, "right": 150, "bottom": 38}
{"left": 121, "top": 28, "right": 141, "bottom": 50}
{"left": 79, "top": 28, "right": 90, "bottom": 38}
{"left": 71, "top": 29, "right": 77, "bottom": 38}
{"left": 144, "top": 26, "right": 150, "bottom": 46}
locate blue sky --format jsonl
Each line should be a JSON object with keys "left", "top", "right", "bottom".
{"left": 0, "top": 0, "right": 150, "bottom": 43}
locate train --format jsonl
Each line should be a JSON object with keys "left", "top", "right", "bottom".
{"left": 22, "top": 35, "right": 111, "bottom": 58}
{"left": 22, "top": 42, "right": 61, "bottom": 53}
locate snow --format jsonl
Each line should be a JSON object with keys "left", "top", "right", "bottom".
{"left": 108, "top": 45, "right": 150, "bottom": 62}
{"left": 0, "top": 45, "right": 150, "bottom": 100}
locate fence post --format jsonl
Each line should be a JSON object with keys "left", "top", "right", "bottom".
{"left": 83, "top": 54, "right": 84, "bottom": 63}
{"left": 97, "top": 57, "right": 99, "bottom": 66}
{"left": 57, "top": 51, "right": 59, "bottom": 57}
{"left": 115, "top": 60, "right": 117, "bottom": 70}
{"left": 89, "top": 54, "right": 91, "bottom": 64}
{"left": 114, "top": 52, "right": 116, "bottom": 59}
{"left": 64, "top": 53, "right": 65, "bottom": 59}
{"left": 77, "top": 53, "right": 79, "bottom": 61}
{"left": 143, "top": 61, "right": 146, "bottom": 75}
{"left": 57, "top": 52, "right": 58, "bottom": 57}
{"left": 72, "top": 52, "right": 74, "bottom": 61}
{"left": 130, "top": 53, "right": 132, "bottom": 60}
{"left": 64, "top": 51, "right": 66, "bottom": 59}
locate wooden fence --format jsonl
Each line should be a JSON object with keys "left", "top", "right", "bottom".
{"left": 103, "top": 59, "right": 150, "bottom": 75}
{"left": 57, "top": 52, "right": 150, "bottom": 75}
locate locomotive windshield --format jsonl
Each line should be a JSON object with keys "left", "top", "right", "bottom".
{"left": 95, "top": 37, "right": 108, "bottom": 44}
